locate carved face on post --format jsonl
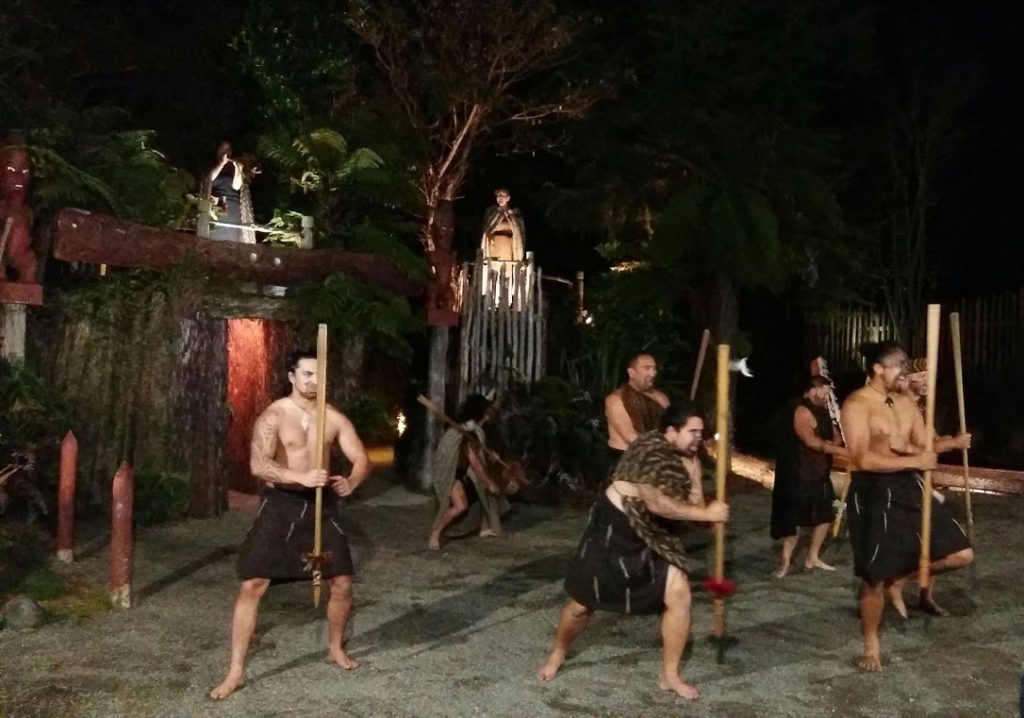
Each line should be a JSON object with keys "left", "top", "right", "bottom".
{"left": 0, "top": 146, "right": 30, "bottom": 203}
{"left": 432, "top": 200, "right": 455, "bottom": 253}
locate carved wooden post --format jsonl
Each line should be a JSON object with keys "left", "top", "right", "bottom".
{"left": 197, "top": 198, "right": 212, "bottom": 239}
{"left": 109, "top": 461, "right": 134, "bottom": 609}
{"left": 301, "top": 215, "right": 314, "bottom": 249}
{"left": 575, "top": 270, "right": 585, "bottom": 322}
{"left": 56, "top": 431, "right": 78, "bottom": 563}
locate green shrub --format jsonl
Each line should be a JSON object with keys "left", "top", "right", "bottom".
{"left": 133, "top": 470, "right": 189, "bottom": 526}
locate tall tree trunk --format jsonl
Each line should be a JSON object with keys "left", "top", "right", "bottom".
{"left": 419, "top": 326, "right": 449, "bottom": 489}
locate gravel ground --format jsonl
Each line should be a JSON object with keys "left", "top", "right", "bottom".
{"left": 0, "top": 470, "right": 1021, "bottom": 718}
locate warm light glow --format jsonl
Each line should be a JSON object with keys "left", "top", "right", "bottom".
{"left": 396, "top": 411, "right": 407, "bottom": 436}
{"left": 610, "top": 260, "right": 649, "bottom": 273}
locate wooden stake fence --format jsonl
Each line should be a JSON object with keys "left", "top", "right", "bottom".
{"left": 458, "top": 256, "right": 546, "bottom": 402}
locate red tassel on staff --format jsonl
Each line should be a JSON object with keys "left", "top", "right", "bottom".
{"left": 56, "top": 431, "right": 78, "bottom": 564}
{"left": 109, "top": 461, "right": 134, "bottom": 609}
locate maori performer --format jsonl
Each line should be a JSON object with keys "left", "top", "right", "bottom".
{"left": 0, "top": 142, "right": 37, "bottom": 283}
{"left": 604, "top": 352, "right": 670, "bottom": 479}
{"left": 210, "top": 349, "right": 370, "bottom": 700}
{"left": 427, "top": 394, "right": 512, "bottom": 550}
{"left": 770, "top": 375, "right": 848, "bottom": 577}
{"left": 537, "top": 402, "right": 729, "bottom": 700}
{"left": 840, "top": 342, "right": 973, "bottom": 672}
{"left": 886, "top": 357, "right": 972, "bottom": 618}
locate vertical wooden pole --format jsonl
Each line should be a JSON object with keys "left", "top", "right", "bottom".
{"left": 109, "top": 461, "right": 134, "bottom": 609}
{"left": 56, "top": 431, "right": 78, "bottom": 563}
{"left": 575, "top": 271, "right": 585, "bottom": 322}
{"left": 713, "top": 344, "right": 730, "bottom": 638}
{"left": 919, "top": 304, "right": 940, "bottom": 587}
{"left": 689, "top": 329, "right": 711, "bottom": 401}
{"left": 537, "top": 268, "right": 546, "bottom": 378}
{"left": 949, "top": 312, "right": 974, "bottom": 543}
{"left": 312, "top": 324, "right": 328, "bottom": 607}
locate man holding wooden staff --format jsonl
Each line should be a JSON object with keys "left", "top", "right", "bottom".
{"left": 210, "top": 348, "right": 370, "bottom": 700}
{"left": 840, "top": 341, "right": 973, "bottom": 673}
{"left": 886, "top": 356, "right": 972, "bottom": 618}
{"left": 770, "top": 374, "right": 848, "bottom": 577}
{"left": 537, "top": 401, "right": 729, "bottom": 700}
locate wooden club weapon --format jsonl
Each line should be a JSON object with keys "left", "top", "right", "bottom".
{"left": 416, "top": 394, "right": 509, "bottom": 469}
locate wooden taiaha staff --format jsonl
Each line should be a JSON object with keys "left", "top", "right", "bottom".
{"left": 689, "top": 329, "right": 711, "bottom": 401}
{"left": 416, "top": 394, "right": 509, "bottom": 469}
{"left": 918, "top": 304, "right": 941, "bottom": 587}
{"left": 311, "top": 324, "right": 329, "bottom": 607}
{"left": 949, "top": 312, "right": 975, "bottom": 544}
{"left": 702, "top": 344, "right": 737, "bottom": 656}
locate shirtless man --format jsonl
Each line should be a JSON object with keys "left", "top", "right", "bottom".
{"left": 886, "top": 358, "right": 972, "bottom": 618}
{"left": 606, "top": 354, "right": 670, "bottom": 450}
{"left": 840, "top": 342, "right": 973, "bottom": 672}
{"left": 537, "top": 402, "right": 728, "bottom": 699}
{"left": 210, "top": 349, "right": 370, "bottom": 699}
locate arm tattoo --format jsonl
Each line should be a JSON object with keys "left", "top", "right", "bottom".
{"left": 250, "top": 409, "right": 287, "bottom": 483}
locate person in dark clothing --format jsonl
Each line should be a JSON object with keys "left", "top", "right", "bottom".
{"left": 537, "top": 402, "right": 728, "bottom": 701}
{"left": 770, "top": 375, "right": 848, "bottom": 577}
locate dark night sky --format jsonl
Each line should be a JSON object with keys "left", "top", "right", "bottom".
{"left": 30, "top": 0, "right": 1024, "bottom": 295}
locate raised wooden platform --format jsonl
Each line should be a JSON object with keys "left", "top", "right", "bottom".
{"left": 51, "top": 209, "right": 424, "bottom": 297}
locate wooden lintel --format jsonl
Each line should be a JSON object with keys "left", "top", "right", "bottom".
{"left": 0, "top": 281, "right": 43, "bottom": 306}
{"left": 51, "top": 209, "right": 424, "bottom": 297}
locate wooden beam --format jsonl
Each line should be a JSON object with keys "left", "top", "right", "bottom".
{"left": 724, "top": 450, "right": 1024, "bottom": 496}
{"left": 51, "top": 209, "right": 424, "bottom": 297}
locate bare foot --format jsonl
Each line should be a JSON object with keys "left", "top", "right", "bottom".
{"left": 479, "top": 529, "right": 498, "bottom": 538}
{"left": 209, "top": 669, "right": 245, "bottom": 700}
{"left": 329, "top": 647, "right": 359, "bottom": 670}
{"left": 537, "top": 651, "right": 565, "bottom": 681}
{"left": 659, "top": 674, "right": 700, "bottom": 699}
{"left": 772, "top": 563, "right": 790, "bottom": 578}
{"left": 857, "top": 635, "right": 882, "bottom": 672}
{"left": 427, "top": 534, "right": 441, "bottom": 551}
{"left": 804, "top": 558, "right": 835, "bottom": 571}
{"left": 857, "top": 653, "right": 883, "bottom": 672}
{"left": 919, "top": 589, "right": 950, "bottom": 617}
{"left": 887, "top": 585, "right": 908, "bottom": 619}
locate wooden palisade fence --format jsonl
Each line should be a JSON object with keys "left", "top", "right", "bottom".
{"left": 457, "top": 255, "right": 546, "bottom": 402}
{"left": 805, "top": 288, "right": 1024, "bottom": 376}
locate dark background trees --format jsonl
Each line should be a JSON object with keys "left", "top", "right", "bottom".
{"left": 2, "top": 0, "right": 1021, "bottom": 462}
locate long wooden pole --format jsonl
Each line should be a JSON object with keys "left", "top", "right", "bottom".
{"left": 312, "top": 324, "right": 329, "bottom": 607}
{"left": 713, "top": 344, "right": 730, "bottom": 638}
{"left": 689, "top": 329, "right": 711, "bottom": 401}
{"left": 919, "top": 305, "right": 940, "bottom": 587}
{"left": 949, "top": 312, "right": 975, "bottom": 543}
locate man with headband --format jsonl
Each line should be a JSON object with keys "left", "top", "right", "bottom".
{"left": 840, "top": 342, "right": 973, "bottom": 672}
{"left": 886, "top": 356, "right": 972, "bottom": 617}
